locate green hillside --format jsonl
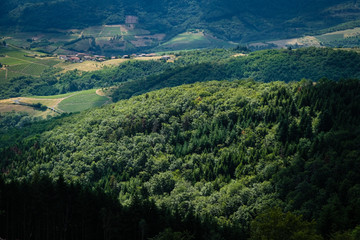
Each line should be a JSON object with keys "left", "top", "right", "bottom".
{"left": 110, "top": 47, "right": 360, "bottom": 100}
{"left": 1, "top": 79, "right": 360, "bottom": 239}
{"left": 2, "top": 0, "right": 360, "bottom": 45}
{"left": 0, "top": 45, "right": 59, "bottom": 83}
{"left": 57, "top": 89, "right": 109, "bottom": 113}
{"left": 2, "top": 47, "right": 360, "bottom": 102}
{"left": 2, "top": 1, "right": 360, "bottom": 239}
{"left": 154, "top": 30, "right": 236, "bottom": 51}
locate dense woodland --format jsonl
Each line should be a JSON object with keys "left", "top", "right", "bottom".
{"left": 111, "top": 47, "right": 360, "bottom": 101}
{"left": 2, "top": 0, "right": 360, "bottom": 238}
{"left": 1, "top": 78, "right": 360, "bottom": 239}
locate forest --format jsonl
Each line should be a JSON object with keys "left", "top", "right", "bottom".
{"left": 1, "top": 78, "right": 360, "bottom": 239}
{"left": 2, "top": 0, "right": 360, "bottom": 238}
{"left": 1, "top": 0, "right": 358, "bottom": 43}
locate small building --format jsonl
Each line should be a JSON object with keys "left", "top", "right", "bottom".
{"left": 122, "top": 55, "right": 130, "bottom": 59}
{"left": 69, "top": 56, "right": 80, "bottom": 63}
{"left": 59, "top": 55, "right": 68, "bottom": 60}
{"left": 146, "top": 53, "right": 157, "bottom": 57}
{"left": 84, "top": 55, "right": 95, "bottom": 61}
{"left": 161, "top": 55, "right": 171, "bottom": 61}
{"left": 76, "top": 53, "right": 87, "bottom": 58}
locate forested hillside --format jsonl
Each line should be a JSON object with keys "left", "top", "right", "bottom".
{"left": 111, "top": 47, "right": 360, "bottom": 101}
{"left": 2, "top": 0, "right": 360, "bottom": 239}
{"left": 2, "top": 47, "right": 360, "bottom": 101}
{"left": 1, "top": 0, "right": 360, "bottom": 42}
{"left": 1, "top": 79, "right": 360, "bottom": 239}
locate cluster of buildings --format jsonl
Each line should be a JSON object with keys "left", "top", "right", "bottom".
{"left": 58, "top": 53, "right": 106, "bottom": 63}
{"left": 121, "top": 53, "right": 157, "bottom": 58}
{"left": 58, "top": 52, "right": 172, "bottom": 63}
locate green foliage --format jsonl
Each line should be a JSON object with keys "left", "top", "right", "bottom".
{"left": 1, "top": 0, "right": 356, "bottom": 44}
{"left": 0, "top": 174, "right": 218, "bottom": 240}
{"left": 250, "top": 207, "right": 322, "bottom": 240}
{"left": 1, "top": 79, "right": 359, "bottom": 239}
{"left": 150, "top": 228, "right": 194, "bottom": 240}
{"left": 3, "top": 47, "right": 360, "bottom": 104}
{"left": 111, "top": 48, "right": 360, "bottom": 101}
{"left": 28, "top": 102, "right": 48, "bottom": 111}
{"left": 330, "top": 226, "right": 360, "bottom": 240}
{"left": 0, "top": 59, "right": 167, "bottom": 99}
{"left": 0, "top": 111, "right": 41, "bottom": 131}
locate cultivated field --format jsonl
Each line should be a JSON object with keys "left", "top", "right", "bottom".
{"left": 0, "top": 88, "right": 111, "bottom": 117}
{"left": 249, "top": 27, "right": 360, "bottom": 49}
{"left": 82, "top": 25, "right": 150, "bottom": 37}
{"left": 0, "top": 45, "right": 59, "bottom": 82}
{"left": 0, "top": 97, "right": 58, "bottom": 118}
{"left": 154, "top": 31, "right": 236, "bottom": 51}
{"left": 316, "top": 27, "right": 360, "bottom": 42}
{"left": 57, "top": 56, "right": 162, "bottom": 73}
{"left": 57, "top": 89, "right": 109, "bottom": 112}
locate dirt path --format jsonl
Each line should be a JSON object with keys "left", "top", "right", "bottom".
{"left": 96, "top": 88, "right": 112, "bottom": 104}
{"left": 4, "top": 88, "right": 110, "bottom": 115}
{"left": 52, "top": 88, "right": 112, "bottom": 110}
{"left": 51, "top": 93, "right": 81, "bottom": 111}
{"left": 14, "top": 92, "right": 80, "bottom": 113}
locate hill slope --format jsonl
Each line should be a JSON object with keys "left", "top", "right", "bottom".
{"left": 3, "top": 47, "right": 360, "bottom": 101}
{"left": 1, "top": 79, "right": 360, "bottom": 239}
{"left": 2, "top": 0, "right": 360, "bottom": 43}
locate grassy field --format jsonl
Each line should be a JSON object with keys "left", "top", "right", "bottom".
{"left": 65, "top": 38, "right": 93, "bottom": 52}
{"left": 0, "top": 88, "right": 110, "bottom": 117}
{"left": 0, "top": 45, "right": 60, "bottom": 83}
{"left": 315, "top": 27, "right": 360, "bottom": 43}
{"left": 0, "top": 97, "right": 58, "bottom": 118}
{"left": 4, "top": 31, "right": 79, "bottom": 46}
{"left": 101, "top": 26, "right": 122, "bottom": 36}
{"left": 7, "top": 63, "right": 48, "bottom": 77}
{"left": 0, "top": 101, "right": 40, "bottom": 115}
{"left": 57, "top": 89, "right": 109, "bottom": 112}
{"left": 83, "top": 26, "right": 104, "bottom": 37}
{"left": 79, "top": 25, "right": 156, "bottom": 52}
{"left": 56, "top": 56, "right": 161, "bottom": 73}
{"left": 83, "top": 25, "right": 123, "bottom": 37}
{"left": 29, "top": 91, "right": 79, "bottom": 99}
{"left": 83, "top": 25, "right": 151, "bottom": 37}
{"left": 154, "top": 31, "right": 236, "bottom": 51}
{"left": 250, "top": 27, "right": 360, "bottom": 49}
